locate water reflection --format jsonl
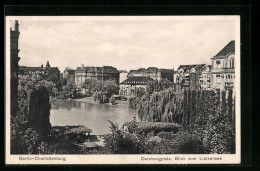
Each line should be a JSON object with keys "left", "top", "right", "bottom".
{"left": 50, "top": 100, "right": 135, "bottom": 135}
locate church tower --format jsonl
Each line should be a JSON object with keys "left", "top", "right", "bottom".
{"left": 46, "top": 61, "right": 50, "bottom": 70}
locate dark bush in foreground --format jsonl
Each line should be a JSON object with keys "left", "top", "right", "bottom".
{"left": 103, "top": 121, "right": 145, "bottom": 154}
{"left": 124, "top": 122, "right": 181, "bottom": 136}
{"left": 145, "top": 131, "right": 204, "bottom": 154}
{"left": 157, "top": 131, "right": 176, "bottom": 139}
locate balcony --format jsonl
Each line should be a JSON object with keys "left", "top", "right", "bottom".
{"left": 224, "top": 82, "right": 234, "bottom": 87}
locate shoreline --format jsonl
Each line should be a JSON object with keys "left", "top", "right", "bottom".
{"left": 56, "top": 96, "right": 129, "bottom": 106}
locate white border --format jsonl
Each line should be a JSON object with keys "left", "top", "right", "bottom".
{"left": 5, "top": 16, "right": 241, "bottom": 165}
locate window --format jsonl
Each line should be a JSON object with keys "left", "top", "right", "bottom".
{"left": 216, "top": 60, "right": 221, "bottom": 65}
{"left": 216, "top": 75, "right": 221, "bottom": 83}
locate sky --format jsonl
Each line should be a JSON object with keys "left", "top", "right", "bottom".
{"left": 14, "top": 17, "right": 237, "bottom": 72}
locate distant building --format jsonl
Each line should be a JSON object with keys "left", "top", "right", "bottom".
{"left": 211, "top": 40, "right": 235, "bottom": 92}
{"left": 176, "top": 64, "right": 208, "bottom": 90}
{"left": 200, "top": 65, "right": 212, "bottom": 90}
{"left": 75, "top": 65, "right": 120, "bottom": 86}
{"left": 19, "top": 61, "right": 60, "bottom": 81}
{"left": 127, "top": 67, "right": 174, "bottom": 82}
{"left": 10, "top": 20, "right": 20, "bottom": 116}
{"left": 120, "top": 76, "right": 154, "bottom": 95}
{"left": 119, "top": 70, "right": 128, "bottom": 84}
{"left": 63, "top": 67, "right": 76, "bottom": 82}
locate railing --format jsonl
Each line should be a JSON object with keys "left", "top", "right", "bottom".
{"left": 225, "top": 82, "right": 234, "bottom": 87}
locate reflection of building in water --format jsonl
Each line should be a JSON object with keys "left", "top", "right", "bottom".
{"left": 211, "top": 40, "right": 235, "bottom": 92}
{"left": 120, "top": 76, "right": 154, "bottom": 95}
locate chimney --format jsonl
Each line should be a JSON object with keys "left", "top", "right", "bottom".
{"left": 81, "top": 64, "right": 84, "bottom": 69}
{"left": 15, "top": 20, "right": 19, "bottom": 31}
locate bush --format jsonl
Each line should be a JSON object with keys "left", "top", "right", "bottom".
{"left": 103, "top": 121, "right": 145, "bottom": 154}
{"left": 124, "top": 122, "right": 181, "bottom": 136}
{"left": 172, "top": 131, "right": 204, "bottom": 154}
{"left": 157, "top": 132, "right": 176, "bottom": 139}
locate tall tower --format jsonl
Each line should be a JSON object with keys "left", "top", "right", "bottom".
{"left": 10, "top": 20, "right": 20, "bottom": 116}
{"left": 46, "top": 60, "right": 50, "bottom": 69}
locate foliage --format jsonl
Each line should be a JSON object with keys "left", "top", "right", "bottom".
{"left": 124, "top": 122, "right": 180, "bottom": 136}
{"left": 87, "top": 80, "right": 119, "bottom": 103}
{"left": 129, "top": 86, "right": 236, "bottom": 154}
{"left": 144, "top": 131, "right": 204, "bottom": 154}
{"left": 146, "top": 79, "right": 174, "bottom": 95}
{"left": 28, "top": 87, "right": 51, "bottom": 137}
{"left": 103, "top": 121, "right": 146, "bottom": 154}
{"left": 157, "top": 131, "right": 176, "bottom": 139}
{"left": 11, "top": 75, "right": 53, "bottom": 154}
{"left": 129, "top": 88, "right": 183, "bottom": 123}
{"left": 45, "top": 68, "right": 60, "bottom": 83}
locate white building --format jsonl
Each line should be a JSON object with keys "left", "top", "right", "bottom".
{"left": 211, "top": 40, "right": 235, "bottom": 92}
{"left": 119, "top": 76, "right": 154, "bottom": 96}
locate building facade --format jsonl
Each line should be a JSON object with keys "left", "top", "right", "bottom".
{"left": 127, "top": 67, "right": 174, "bottom": 82}
{"left": 211, "top": 40, "right": 235, "bottom": 92}
{"left": 19, "top": 61, "right": 60, "bottom": 81}
{"left": 10, "top": 20, "right": 20, "bottom": 116}
{"left": 175, "top": 64, "right": 209, "bottom": 90}
{"left": 120, "top": 76, "right": 154, "bottom": 95}
{"left": 119, "top": 70, "right": 128, "bottom": 84}
{"left": 63, "top": 67, "right": 76, "bottom": 82}
{"left": 200, "top": 65, "right": 212, "bottom": 90}
{"left": 75, "top": 65, "right": 120, "bottom": 86}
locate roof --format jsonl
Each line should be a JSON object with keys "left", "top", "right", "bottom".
{"left": 128, "top": 67, "right": 173, "bottom": 76}
{"left": 146, "top": 67, "right": 158, "bottom": 73}
{"left": 76, "top": 66, "right": 119, "bottom": 73}
{"left": 120, "top": 76, "right": 154, "bottom": 85}
{"left": 19, "top": 66, "right": 60, "bottom": 73}
{"left": 177, "top": 64, "right": 206, "bottom": 73}
{"left": 213, "top": 40, "right": 235, "bottom": 58}
{"left": 103, "top": 66, "right": 119, "bottom": 73}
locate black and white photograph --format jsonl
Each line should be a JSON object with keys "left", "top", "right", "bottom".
{"left": 5, "top": 16, "right": 240, "bottom": 164}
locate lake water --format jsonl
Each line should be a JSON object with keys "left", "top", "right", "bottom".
{"left": 50, "top": 98, "right": 136, "bottom": 135}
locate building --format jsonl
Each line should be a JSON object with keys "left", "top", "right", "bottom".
{"left": 19, "top": 61, "right": 60, "bottom": 81}
{"left": 119, "top": 70, "right": 128, "bottom": 84}
{"left": 75, "top": 65, "right": 120, "bottom": 86}
{"left": 63, "top": 67, "right": 76, "bottom": 82}
{"left": 120, "top": 76, "right": 154, "bottom": 95}
{"left": 175, "top": 64, "right": 208, "bottom": 90}
{"left": 211, "top": 40, "right": 235, "bottom": 92}
{"left": 200, "top": 65, "right": 212, "bottom": 90}
{"left": 10, "top": 20, "right": 20, "bottom": 116}
{"left": 127, "top": 67, "right": 174, "bottom": 82}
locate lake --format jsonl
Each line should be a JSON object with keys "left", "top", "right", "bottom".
{"left": 50, "top": 98, "right": 136, "bottom": 135}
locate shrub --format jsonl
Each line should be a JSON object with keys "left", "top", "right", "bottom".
{"left": 171, "top": 131, "right": 204, "bottom": 154}
{"left": 157, "top": 131, "right": 176, "bottom": 139}
{"left": 124, "top": 122, "right": 181, "bottom": 136}
{"left": 103, "top": 121, "right": 145, "bottom": 154}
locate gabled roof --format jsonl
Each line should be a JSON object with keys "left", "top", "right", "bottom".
{"left": 177, "top": 64, "right": 206, "bottom": 73}
{"left": 120, "top": 76, "right": 154, "bottom": 85}
{"left": 213, "top": 40, "right": 235, "bottom": 58}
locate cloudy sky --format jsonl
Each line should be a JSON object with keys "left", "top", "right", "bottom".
{"left": 15, "top": 17, "right": 237, "bottom": 72}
